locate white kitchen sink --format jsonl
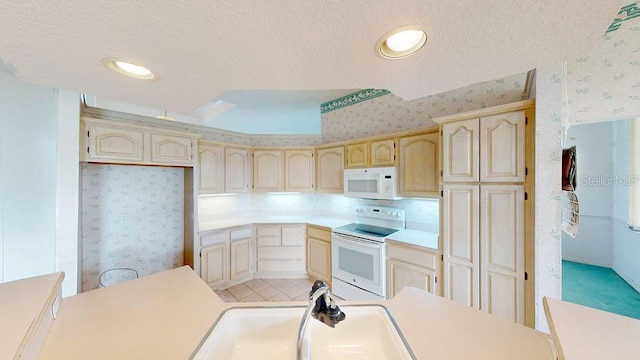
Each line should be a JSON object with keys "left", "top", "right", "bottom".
{"left": 189, "top": 305, "right": 415, "bottom": 360}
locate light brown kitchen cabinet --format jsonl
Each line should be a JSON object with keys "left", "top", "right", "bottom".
{"left": 316, "top": 146, "right": 344, "bottom": 193}
{"left": 345, "top": 142, "right": 368, "bottom": 168}
{"left": 253, "top": 150, "right": 284, "bottom": 192}
{"left": 225, "top": 147, "right": 251, "bottom": 193}
{"left": 198, "top": 143, "right": 224, "bottom": 194}
{"left": 398, "top": 132, "right": 439, "bottom": 197}
{"left": 306, "top": 225, "right": 331, "bottom": 285}
{"left": 254, "top": 224, "right": 306, "bottom": 277}
{"left": 199, "top": 226, "right": 253, "bottom": 289}
{"left": 436, "top": 100, "right": 532, "bottom": 326}
{"left": 85, "top": 124, "right": 145, "bottom": 163}
{"left": 442, "top": 111, "right": 525, "bottom": 183}
{"left": 370, "top": 138, "right": 396, "bottom": 166}
{"left": 200, "top": 243, "right": 228, "bottom": 287}
{"left": 285, "top": 149, "right": 314, "bottom": 192}
{"left": 386, "top": 241, "right": 440, "bottom": 298}
{"left": 149, "top": 134, "right": 193, "bottom": 166}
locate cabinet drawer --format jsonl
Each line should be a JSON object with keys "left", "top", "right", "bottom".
{"left": 256, "top": 259, "right": 305, "bottom": 273}
{"left": 387, "top": 244, "right": 438, "bottom": 270}
{"left": 256, "top": 226, "right": 279, "bottom": 237}
{"left": 201, "top": 231, "right": 230, "bottom": 247}
{"left": 307, "top": 226, "right": 331, "bottom": 242}
{"left": 281, "top": 226, "right": 305, "bottom": 245}
{"left": 258, "top": 246, "right": 303, "bottom": 260}
{"left": 230, "top": 227, "right": 252, "bottom": 241}
{"left": 256, "top": 237, "right": 280, "bottom": 247}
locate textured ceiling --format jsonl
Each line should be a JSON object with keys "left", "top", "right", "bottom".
{"left": 0, "top": 1, "right": 623, "bottom": 115}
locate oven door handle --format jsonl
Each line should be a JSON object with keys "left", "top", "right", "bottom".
{"left": 334, "top": 235, "right": 382, "bottom": 249}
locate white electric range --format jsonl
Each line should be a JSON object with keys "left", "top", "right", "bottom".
{"left": 331, "top": 205, "right": 405, "bottom": 300}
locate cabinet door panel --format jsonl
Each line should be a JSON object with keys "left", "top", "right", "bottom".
{"left": 370, "top": 139, "right": 395, "bottom": 166}
{"left": 346, "top": 143, "right": 368, "bottom": 168}
{"left": 480, "top": 111, "right": 525, "bottom": 182}
{"left": 231, "top": 239, "right": 252, "bottom": 280}
{"left": 199, "top": 144, "right": 224, "bottom": 194}
{"left": 285, "top": 150, "right": 314, "bottom": 192}
{"left": 398, "top": 133, "right": 439, "bottom": 197}
{"left": 307, "top": 238, "right": 331, "bottom": 283}
{"left": 88, "top": 126, "right": 144, "bottom": 162}
{"left": 150, "top": 134, "right": 193, "bottom": 165}
{"left": 442, "top": 119, "right": 479, "bottom": 182}
{"left": 387, "top": 259, "right": 435, "bottom": 298}
{"left": 253, "top": 150, "right": 283, "bottom": 191}
{"left": 201, "top": 244, "right": 228, "bottom": 287}
{"left": 225, "top": 148, "right": 250, "bottom": 192}
{"left": 443, "top": 184, "right": 480, "bottom": 309}
{"left": 480, "top": 185, "right": 524, "bottom": 324}
{"left": 316, "top": 147, "right": 344, "bottom": 193}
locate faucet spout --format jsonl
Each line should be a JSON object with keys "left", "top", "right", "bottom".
{"left": 296, "top": 280, "right": 346, "bottom": 360}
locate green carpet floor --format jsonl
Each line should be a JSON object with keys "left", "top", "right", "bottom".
{"left": 562, "top": 260, "right": 640, "bottom": 319}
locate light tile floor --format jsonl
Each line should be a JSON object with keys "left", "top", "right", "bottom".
{"left": 214, "top": 278, "right": 316, "bottom": 303}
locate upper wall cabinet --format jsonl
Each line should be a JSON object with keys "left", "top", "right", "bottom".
{"left": 198, "top": 142, "right": 225, "bottom": 194}
{"left": 345, "top": 138, "right": 396, "bottom": 168}
{"left": 253, "top": 148, "right": 315, "bottom": 192}
{"left": 398, "top": 132, "right": 439, "bottom": 197}
{"left": 81, "top": 118, "right": 198, "bottom": 167}
{"left": 225, "top": 147, "right": 251, "bottom": 193}
{"left": 253, "top": 150, "right": 284, "bottom": 192}
{"left": 442, "top": 110, "right": 525, "bottom": 183}
{"left": 316, "top": 146, "right": 344, "bottom": 193}
{"left": 285, "top": 149, "right": 314, "bottom": 192}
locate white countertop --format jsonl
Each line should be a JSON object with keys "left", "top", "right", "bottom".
{"left": 37, "top": 267, "right": 553, "bottom": 359}
{"left": 387, "top": 229, "right": 439, "bottom": 250}
{"left": 544, "top": 297, "right": 640, "bottom": 359}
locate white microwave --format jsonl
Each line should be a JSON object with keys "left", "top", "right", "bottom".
{"left": 343, "top": 167, "right": 399, "bottom": 200}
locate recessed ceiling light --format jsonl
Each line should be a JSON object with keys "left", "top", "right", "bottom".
{"left": 376, "top": 25, "right": 428, "bottom": 60}
{"left": 102, "top": 57, "right": 156, "bottom": 80}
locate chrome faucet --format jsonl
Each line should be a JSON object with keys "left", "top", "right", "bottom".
{"left": 296, "top": 280, "right": 346, "bottom": 360}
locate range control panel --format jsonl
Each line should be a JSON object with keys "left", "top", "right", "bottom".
{"left": 353, "top": 205, "right": 405, "bottom": 221}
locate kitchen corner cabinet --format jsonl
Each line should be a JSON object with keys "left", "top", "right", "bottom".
{"left": 81, "top": 118, "right": 197, "bottom": 166}
{"left": 386, "top": 241, "right": 441, "bottom": 298}
{"left": 199, "top": 226, "right": 253, "bottom": 289}
{"left": 306, "top": 225, "right": 331, "bottom": 286}
{"left": 198, "top": 142, "right": 224, "bottom": 194}
{"left": 316, "top": 146, "right": 344, "bottom": 193}
{"left": 254, "top": 225, "right": 306, "bottom": 278}
{"left": 225, "top": 147, "right": 251, "bottom": 193}
{"left": 253, "top": 150, "right": 284, "bottom": 192}
{"left": 285, "top": 150, "right": 314, "bottom": 192}
{"left": 398, "top": 132, "right": 439, "bottom": 197}
{"left": 442, "top": 111, "right": 525, "bottom": 183}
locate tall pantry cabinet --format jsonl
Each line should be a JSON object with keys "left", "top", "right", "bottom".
{"left": 434, "top": 100, "right": 534, "bottom": 327}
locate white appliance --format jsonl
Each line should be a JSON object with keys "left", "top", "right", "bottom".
{"left": 332, "top": 205, "right": 405, "bottom": 300}
{"left": 343, "top": 167, "right": 399, "bottom": 200}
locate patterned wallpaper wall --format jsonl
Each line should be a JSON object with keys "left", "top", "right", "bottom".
{"left": 81, "top": 164, "right": 185, "bottom": 292}
{"left": 534, "top": 64, "right": 565, "bottom": 332}
{"left": 567, "top": 2, "right": 640, "bottom": 124}
{"left": 321, "top": 72, "right": 528, "bottom": 143}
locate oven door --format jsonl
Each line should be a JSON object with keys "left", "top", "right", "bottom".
{"left": 331, "top": 232, "right": 385, "bottom": 297}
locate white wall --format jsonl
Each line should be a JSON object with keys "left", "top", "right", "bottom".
{"left": 611, "top": 120, "right": 640, "bottom": 292}
{"left": 562, "top": 121, "right": 613, "bottom": 266}
{"left": 0, "top": 73, "right": 58, "bottom": 281}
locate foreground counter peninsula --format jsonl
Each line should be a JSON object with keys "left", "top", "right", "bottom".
{"left": 30, "top": 266, "right": 554, "bottom": 359}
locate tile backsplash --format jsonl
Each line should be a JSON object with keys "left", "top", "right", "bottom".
{"left": 81, "top": 163, "right": 185, "bottom": 292}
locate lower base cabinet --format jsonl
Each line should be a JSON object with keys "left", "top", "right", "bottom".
{"left": 254, "top": 224, "right": 307, "bottom": 278}
{"left": 199, "top": 226, "right": 253, "bottom": 289}
{"left": 386, "top": 241, "right": 441, "bottom": 298}
{"left": 306, "top": 225, "right": 332, "bottom": 286}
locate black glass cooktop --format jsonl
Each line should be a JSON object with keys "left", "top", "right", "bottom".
{"left": 334, "top": 223, "right": 399, "bottom": 238}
